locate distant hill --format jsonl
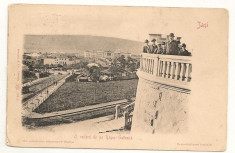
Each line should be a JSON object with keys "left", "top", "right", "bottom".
{"left": 24, "top": 35, "right": 143, "bottom": 55}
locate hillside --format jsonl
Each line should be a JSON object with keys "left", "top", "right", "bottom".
{"left": 24, "top": 35, "right": 143, "bottom": 54}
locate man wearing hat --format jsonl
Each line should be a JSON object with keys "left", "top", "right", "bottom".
{"left": 150, "top": 38, "right": 158, "bottom": 54}
{"left": 166, "top": 33, "right": 179, "bottom": 55}
{"left": 143, "top": 39, "right": 150, "bottom": 53}
{"left": 179, "top": 43, "right": 191, "bottom": 56}
{"left": 157, "top": 43, "right": 163, "bottom": 54}
{"left": 161, "top": 42, "right": 167, "bottom": 54}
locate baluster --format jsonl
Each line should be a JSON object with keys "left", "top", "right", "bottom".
{"left": 149, "top": 59, "right": 151, "bottom": 74}
{"left": 161, "top": 61, "right": 164, "bottom": 77}
{"left": 174, "top": 62, "right": 179, "bottom": 80}
{"left": 142, "top": 58, "right": 144, "bottom": 71}
{"left": 179, "top": 63, "right": 185, "bottom": 81}
{"left": 165, "top": 61, "right": 169, "bottom": 78}
{"left": 156, "top": 56, "right": 160, "bottom": 76}
{"left": 187, "top": 64, "right": 192, "bottom": 82}
{"left": 144, "top": 58, "right": 146, "bottom": 72}
{"left": 151, "top": 59, "right": 154, "bottom": 74}
{"left": 143, "top": 57, "right": 144, "bottom": 71}
{"left": 143, "top": 58, "right": 145, "bottom": 71}
{"left": 185, "top": 63, "right": 190, "bottom": 82}
{"left": 152, "top": 59, "right": 154, "bottom": 74}
{"left": 142, "top": 57, "right": 144, "bottom": 71}
{"left": 145, "top": 58, "right": 147, "bottom": 73}
{"left": 140, "top": 57, "right": 143, "bottom": 71}
{"left": 167, "top": 61, "right": 171, "bottom": 78}
{"left": 182, "top": 63, "right": 187, "bottom": 81}
{"left": 145, "top": 59, "right": 147, "bottom": 73}
{"left": 147, "top": 59, "right": 149, "bottom": 73}
{"left": 162, "top": 61, "right": 166, "bottom": 78}
{"left": 158, "top": 60, "right": 162, "bottom": 76}
{"left": 170, "top": 62, "right": 175, "bottom": 79}
{"left": 154, "top": 58, "right": 158, "bottom": 76}
{"left": 159, "top": 61, "right": 163, "bottom": 77}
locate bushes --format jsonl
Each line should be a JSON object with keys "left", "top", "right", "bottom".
{"left": 22, "top": 70, "right": 37, "bottom": 83}
{"left": 65, "top": 74, "right": 78, "bottom": 82}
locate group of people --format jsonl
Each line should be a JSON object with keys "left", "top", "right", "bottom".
{"left": 143, "top": 33, "right": 191, "bottom": 56}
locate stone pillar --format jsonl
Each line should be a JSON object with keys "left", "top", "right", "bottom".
{"left": 115, "top": 105, "right": 121, "bottom": 119}
{"left": 170, "top": 62, "right": 175, "bottom": 79}
{"left": 124, "top": 112, "right": 130, "bottom": 129}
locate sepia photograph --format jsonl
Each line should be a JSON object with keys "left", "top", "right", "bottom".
{"left": 21, "top": 32, "right": 192, "bottom": 135}
{"left": 7, "top": 4, "right": 228, "bottom": 151}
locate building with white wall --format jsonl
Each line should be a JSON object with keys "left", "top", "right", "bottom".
{"left": 43, "top": 57, "right": 79, "bottom": 65}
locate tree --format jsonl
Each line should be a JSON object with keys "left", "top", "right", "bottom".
{"left": 89, "top": 66, "right": 100, "bottom": 82}
{"left": 126, "top": 57, "right": 138, "bottom": 72}
{"left": 44, "top": 64, "right": 50, "bottom": 69}
{"left": 128, "top": 63, "right": 137, "bottom": 72}
{"left": 22, "top": 70, "right": 37, "bottom": 83}
{"left": 116, "top": 55, "right": 126, "bottom": 73}
{"left": 57, "top": 64, "right": 63, "bottom": 68}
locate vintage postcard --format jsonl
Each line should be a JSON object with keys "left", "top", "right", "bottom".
{"left": 7, "top": 4, "right": 228, "bottom": 151}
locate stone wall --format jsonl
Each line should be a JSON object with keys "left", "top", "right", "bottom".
{"left": 131, "top": 78, "right": 189, "bottom": 134}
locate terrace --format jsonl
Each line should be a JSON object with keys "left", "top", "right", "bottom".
{"left": 139, "top": 53, "right": 192, "bottom": 90}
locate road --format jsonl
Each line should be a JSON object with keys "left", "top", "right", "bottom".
{"left": 23, "top": 73, "right": 71, "bottom": 114}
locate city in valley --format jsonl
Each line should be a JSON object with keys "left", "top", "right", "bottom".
{"left": 22, "top": 47, "right": 140, "bottom": 133}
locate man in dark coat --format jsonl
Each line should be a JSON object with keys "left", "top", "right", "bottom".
{"left": 157, "top": 44, "right": 163, "bottom": 54}
{"left": 166, "top": 33, "right": 179, "bottom": 55}
{"left": 150, "top": 38, "right": 158, "bottom": 54}
{"left": 143, "top": 39, "right": 150, "bottom": 53}
{"left": 179, "top": 43, "right": 191, "bottom": 56}
{"left": 162, "top": 42, "right": 167, "bottom": 54}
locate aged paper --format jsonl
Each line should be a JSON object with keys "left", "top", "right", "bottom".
{"left": 7, "top": 4, "right": 228, "bottom": 151}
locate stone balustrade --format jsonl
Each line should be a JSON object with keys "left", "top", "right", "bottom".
{"left": 115, "top": 102, "right": 135, "bottom": 130}
{"left": 139, "top": 53, "right": 192, "bottom": 90}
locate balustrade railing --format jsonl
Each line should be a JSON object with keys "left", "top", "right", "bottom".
{"left": 115, "top": 102, "right": 135, "bottom": 130}
{"left": 140, "top": 53, "right": 192, "bottom": 88}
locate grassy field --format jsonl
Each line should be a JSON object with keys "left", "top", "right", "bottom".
{"left": 34, "top": 79, "right": 138, "bottom": 113}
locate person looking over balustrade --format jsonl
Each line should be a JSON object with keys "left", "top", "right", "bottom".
{"left": 157, "top": 43, "right": 163, "bottom": 54}
{"left": 178, "top": 42, "right": 182, "bottom": 53}
{"left": 162, "top": 42, "right": 166, "bottom": 54}
{"left": 150, "top": 38, "right": 158, "bottom": 54}
{"left": 179, "top": 43, "right": 191, "bottom": 56}
{"left": 143, "top": 39, "right": 150, "bottom": 53}
{"left": 166, "top": 33, "right": 179, "bottom": 55}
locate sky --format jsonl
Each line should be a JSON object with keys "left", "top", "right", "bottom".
{"left": 19, "top": 5, "right": 196, "bottom": 51}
